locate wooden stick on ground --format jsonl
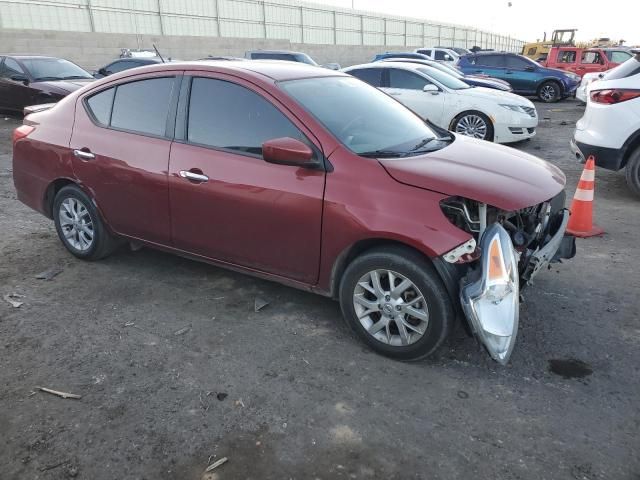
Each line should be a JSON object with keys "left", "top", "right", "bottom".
{"left": 205, "top": 457, "right": 228, "bottom": 472}
{"left": 36, "top": 387, "right": 82, "bottom": 400}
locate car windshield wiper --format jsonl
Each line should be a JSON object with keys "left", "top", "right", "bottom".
{"left": 358, "top": 150, "right": 408, "bottom": 158}
{"left": 61, "top": 75, "right": 92, "bottom": 80}
{"left": 33, "top": 76, "right": 64, "bottom": 81}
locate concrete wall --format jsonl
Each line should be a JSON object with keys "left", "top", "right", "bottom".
{"left": 0, "top": 28, "right": 390, "bottom": 69}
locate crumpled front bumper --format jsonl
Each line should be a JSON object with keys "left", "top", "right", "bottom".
{"left": 459, "top": 209, "right": 574, "bottom": 364}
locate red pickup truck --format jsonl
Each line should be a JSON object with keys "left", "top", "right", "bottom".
{"left": 542, "top": 47, "right": 633, "bottom": 78}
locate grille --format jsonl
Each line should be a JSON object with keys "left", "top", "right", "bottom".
{"left": 522, "top": 106, "right": 537, "bottom": 118}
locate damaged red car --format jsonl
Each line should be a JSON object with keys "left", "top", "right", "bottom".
{"left": 12, "top": 61, "right": 575, "bottom": 364}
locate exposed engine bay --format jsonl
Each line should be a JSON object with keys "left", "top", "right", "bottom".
{"left": 439, "top": 192, "right": 576, "bottom": 364}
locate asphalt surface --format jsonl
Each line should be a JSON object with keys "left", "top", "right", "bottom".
{"left": 1, "top": 100, "right": 639, "bottom": 480}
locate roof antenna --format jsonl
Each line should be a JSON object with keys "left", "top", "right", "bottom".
{"left": 153, "top": 44, "right": 165, "bottom": 63}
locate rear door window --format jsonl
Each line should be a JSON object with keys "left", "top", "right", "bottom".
{"left": 84, "top": 77, "right": 175, "bottom": 136}
{"left": 505, "top": 55, "right": 531, "bottom": 70}
{"left": 581, "top": 51, "right": 603, "bottom": 65}
{"left": 110, "top": 77, "right": 175, "bottom": 136}
{"left": 474, "top": 55, "right": 505, "bottom": 67}
{"left": 1, "top": 58, "right": 25, "bottom": 78}
{"left": 349, "top": 68, "right": 384, "bottom": 87}
{"left": 186, "top": 77, "right": 309, "bottom": 157}
{"left": 557, "top": 50, "right": 577, "bottom": 63}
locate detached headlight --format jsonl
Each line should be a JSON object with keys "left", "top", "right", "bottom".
{"left": 499, "top": 104, "right": 527, "bottom": 114}
{"left": 460, "top": 223, "right": 520, "bottom": 364}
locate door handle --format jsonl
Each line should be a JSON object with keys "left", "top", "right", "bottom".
{"left": 73, "top": 149, "right": 95, "bottom": 161}
{"left": 179, "top": 170, "right": 209, "bottom": 183}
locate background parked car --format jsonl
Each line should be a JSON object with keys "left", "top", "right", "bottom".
{"left": 571, "top": 50, "right": 640, "bottom": 197}
{"left": 373, "top": 52, "right": 433, "bottom": 61}
{"left": 434, "top": 46, "right": 471, "bottom": 56}
{"left": 93, "top": 57, "right": 164, "bottom": 78}
{"left": 542, "top": 46, "right": 632, "bottom": 78}
{"left": 343, "top": 61, "right": 537, "bottom": 143}
{"left": 414, "top": 47, "right": 459, "bottom": 63}
{"left": 245, "top": 50, "right": 340, "bottom": 69}
{"left": 379, "top": 58, "right": 513, "bottom": 91}
{"left": 457, "top": 52, "right": 581, "bottom": 102}
{"left": 0, "top": 55, "right": 94, "bottom": 114}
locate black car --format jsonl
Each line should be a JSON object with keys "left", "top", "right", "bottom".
{"left": 0, "top": 55, "right": 94, "bottom": 114}
{"left": 93, "top": 57, "right": 163, "bottom": 78}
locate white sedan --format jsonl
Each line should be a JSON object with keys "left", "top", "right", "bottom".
{"left": 343, "top": 62, "right": 538, "bottom": 143}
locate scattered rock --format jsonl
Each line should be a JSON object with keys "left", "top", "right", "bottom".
{"left": 173, "top": 325, "right": 191, "bottom": 336}
{"left": 3, "top": 293, "right": 25, "bottom": 308}
{"left": 606, "top": 306, "right": 618, "bottom": 313}
{"left": 35, "top": 267, "right": 63, "bottom": 281}
{"left": 216, "top": 392, "right": 228, "bottom": 401}
{"left": 254, "top": 297, "right": 269, "bottom": 312}
{"left": 457, "top": 390, "right": 469, "bottom": 399}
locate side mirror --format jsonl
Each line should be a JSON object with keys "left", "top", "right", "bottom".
{"left": 10, "top": 74, "right": 28, "bottom": 84}
{"left": 262, "top": 137, "right": 318, "bottom": 168}
{"left": 525, "top": 65, "right": 535, "bottom": 72}
{"left": 423, "top": 84, "right": 439, "bottom": 93}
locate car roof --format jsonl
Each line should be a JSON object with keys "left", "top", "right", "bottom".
{"left": 115, "top": 60, "right": 346, "bottom": 82}
{"left": 346, "top": 61, "right": 433, "bottom": 73}
{"left": 246, "top": 50, "right": 306, "bottom": 55}
{"left": 2, "top": 55, "right": 64, "bottom": 60}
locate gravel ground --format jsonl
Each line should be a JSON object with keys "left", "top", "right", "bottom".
{"left": 1, "top": 100, "right": 639, "bottom": 480}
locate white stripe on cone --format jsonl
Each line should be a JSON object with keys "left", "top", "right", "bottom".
{"left": 580, "top": 169, "right": 595, "bottom": 181}
{"left": 574, "top": 188, "right": 594, "bottom": 201}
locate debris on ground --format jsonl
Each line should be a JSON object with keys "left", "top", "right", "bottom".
{"left": 3, "top": 293, "right": 25, "bottom": 308}
{"left": 40, "top": 460, "right": 69, "bottom": 472}
{"left": 216, "top": 392, "right": 228, "bottom": 401}
{"left": 254, "top": 297, "right": 269, "bottom": 312}
{"left": 36, "top": 386, "right": 82, "bottom": 400}
{"left": 235, "top": 398, "right": 245, "bottom": 407}
{"left": 35, "top": 266, "right": 63, "bottom": 280}
{"left": 124, "top": 321, "right": 135, "bottom": 327}
{"left": 606, "top": 306, "right": 618, "bottom": 313}
{"left": 205, "top": 457, "right": 228, "bottom": 472}
{"left": 174, "top": 325, "right": 191, "bottom": 336}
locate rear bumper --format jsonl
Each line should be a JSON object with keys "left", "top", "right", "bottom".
{"left": 570, "top": 138, "right": 625, "bottom": 171}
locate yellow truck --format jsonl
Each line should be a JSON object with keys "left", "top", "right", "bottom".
{"left": 521, "top": 29, "right": 577, "bottom": 62}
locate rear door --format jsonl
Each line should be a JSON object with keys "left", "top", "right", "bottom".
{"left": 579, "top": 50, "right": 606, "bottom": 76}
{"left": 553, "top": 48, "right": 579, "bottom": 72}
{"left": 470, "top": 54, "right": 508, "bottom": 82}
{"left": 167, "top": 73, "right": 325, "bottom": 283}
{"left": 383, "top": 68, "right": 446, "bottom": 125}
{"left": 70, "top": 73, "right": 180, "bottom": 244}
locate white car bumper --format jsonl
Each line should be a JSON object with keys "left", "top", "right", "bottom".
{"left": 493, "top": 114, "right": 538, "bottom": 144}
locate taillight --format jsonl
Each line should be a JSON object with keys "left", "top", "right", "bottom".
{"left": 590, "top": 89, "right": 640, "bottom": 104}
{"left": 12, "top": 125, "right": 35, "bottom": 143}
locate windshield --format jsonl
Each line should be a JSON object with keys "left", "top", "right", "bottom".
{"left": 416, "top": 67, "right": 470, "bottom": 89}
{"left": 22, "top": 58, "right": 92, "bottom": 81}
{"left": 279, "top": 76, "right": 446, "bottom": 156}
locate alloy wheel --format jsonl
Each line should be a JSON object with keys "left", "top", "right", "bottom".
{"left": 58, "top": 197, "right": 94, "bottom": 251}
{"left": 352, "top": 269, "right": 429, "bottom": 346}
{"left": 455, "top": 114, "right": 488, "bottom": 139}
{"left": 540, "top": 85, "right": 557, "bottom": 101}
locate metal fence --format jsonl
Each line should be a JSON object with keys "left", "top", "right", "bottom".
{"left": 0, "top": 0, "right": 524, "bottom": 51}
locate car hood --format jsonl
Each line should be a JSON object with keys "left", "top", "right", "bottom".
{"left": 456, "top": 86, "right": 535, "bottom": 106}
{"left": 378, "top": 135, "right": 565, "bottom": 211}
{"left": 31, "top": 78, "right": 95, "bottom": 93}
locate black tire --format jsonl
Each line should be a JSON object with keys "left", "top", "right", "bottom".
{"left": 53, "top": 184, "right": 119, "bottom": 260}
{"left": 451, "top": 111, "right": 495, "bottom": 142}
{"left": 537, "top": 81, "right": 561, "bottom": 102}
{"left": 339, "top": 246, "right": 455, "bottom": 361}
{"left": 625, "top": 147, "right": 640, "bottom": 198}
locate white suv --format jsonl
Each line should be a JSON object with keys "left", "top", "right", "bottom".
{"left": 571, "top": 50, "right": 640, "bottom": 196}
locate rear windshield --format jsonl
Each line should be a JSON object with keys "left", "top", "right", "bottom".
{"left": 603, "top": 54, "right": 640, "bottom": 81}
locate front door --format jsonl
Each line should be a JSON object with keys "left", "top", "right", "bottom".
{"left": 70, "top": 74, "right": 179, "bottom": 244}
{"left": 168, "top": 74, "right": 325, "bottom": 284}
{"left": 383, "top": 68, "right": 446, "bottom": 125}
{"left": 578, "top": 50, "right": 606, "bottom": 76}
{"left": 503, "top": 55, "right": 541, "bottom": 92}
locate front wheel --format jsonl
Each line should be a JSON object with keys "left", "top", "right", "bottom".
{"left": 53, "top": 184, "right": 119, "bottom": 260}
{"left": 537, "top": 81, "right": 561, "bottom": 102}
{"left": 451, "top": 112, "right": 494, "bottom": 142}
{"left": 339, "top": 247, "right": 455, "bottom": 361}
{"left": 625, "top": 147, "right": 640, "bottom": 198}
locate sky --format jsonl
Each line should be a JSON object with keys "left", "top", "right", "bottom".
{"left": 314, "top": 0, "right": 639, "bottom": 46}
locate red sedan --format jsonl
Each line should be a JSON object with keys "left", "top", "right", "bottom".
{"left": 12, "top": 61, "right": 575, "bottom": 364}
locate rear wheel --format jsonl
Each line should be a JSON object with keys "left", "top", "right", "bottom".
{"left": 537, "top": 81, "right": 561, "bottom": 102}
{"left": 451, "top": 111, "right": 494, "bottom": 142}
{"left": 53, "top": 185, "right": 119, "bottom": 260}
{"left": 625, "top": 147, "right": 640, "bottom": 198}
{"left": 339, "top": 246, "right": 454, "bottom": 361}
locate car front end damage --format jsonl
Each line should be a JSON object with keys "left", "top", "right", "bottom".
{"left": 439, "top": 192, "right": 576, "bottom": 364}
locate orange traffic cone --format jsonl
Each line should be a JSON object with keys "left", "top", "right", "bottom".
{"left": 566, "top": 155, "right": 604, "bottom": 237}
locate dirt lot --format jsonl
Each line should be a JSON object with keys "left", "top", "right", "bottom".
{"left": 1, "top": 100, "right": 639, "bottom": 480}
